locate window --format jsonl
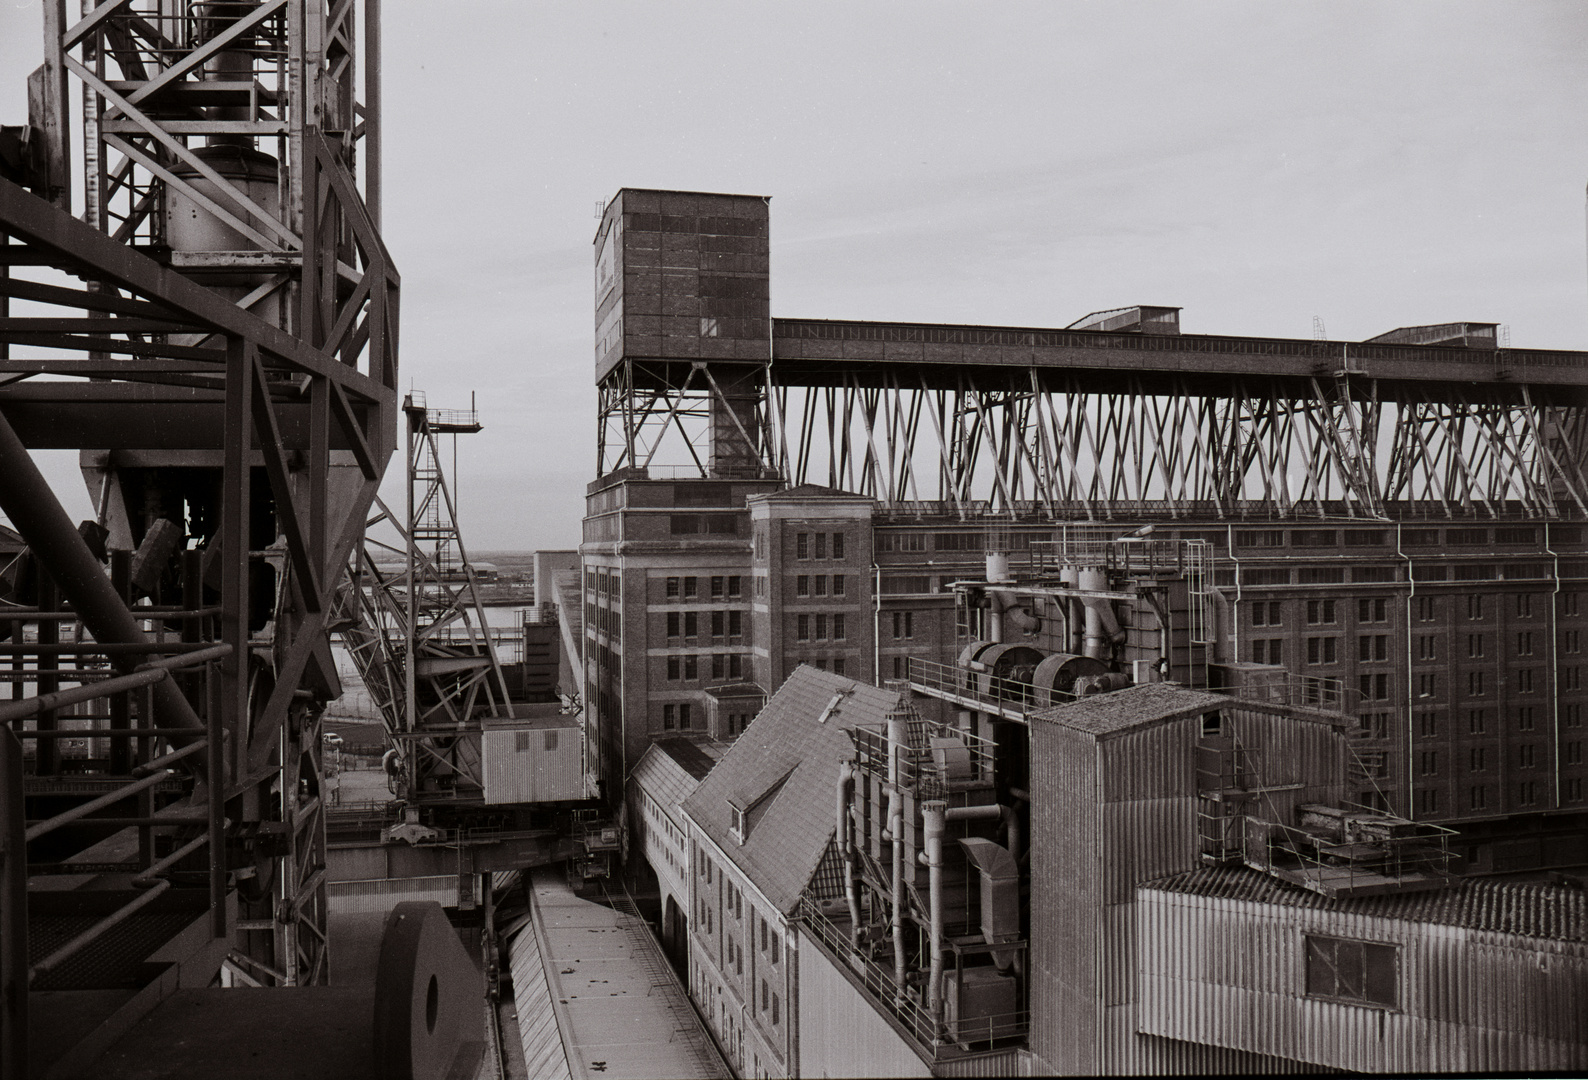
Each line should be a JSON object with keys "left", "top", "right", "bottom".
{"left": 1567, "top": 778, "right": 1585, "bottom": 802}
{"left": 728, "top": 610, "right": 742, "bottom": 638}
{"left": 1358, "top": 598, "right": 1388, "bottom": 623}
{"left": 712, "top": 611, "right": 725, "bottom": 638}
{"left": 892, "top": 611, "right": 913, "bottom": 639}
{"left": 728, "top": 575, "right": 742, "bottom": 598}
{"left": 1360, "top": 713, "right": 1389, "bottom": 739}
{"left": 1567, "top": 741, "right": 1583, "bottom": 765}
{"left": 1565, "top": 629, "right": 1581, "bottom": 654}
{"left": 1304, "top": 935, "right": 1397, "bottom": 1008}
{"left": 796, "top": 533, "right": 809, "bottom": 559}
{"left": 1517, "top": 781, "right": 1538, "bottom": 806}
{"left": 712, "top": 654, "right": 725, "bottom": 679}
{"left": 1570, "top": 704, "right": 1584, "bottom": 728}
{"left": 831, "top": 532, "right": 844, "bottom": 559}
{"left": 1418, "top": 750, "right": 1438, "bottom": 775}
{"left": 1469, "top": 747, "right": 1486, "bottom": 772}
{"left": 1306, "top": 637, "right": 1337, "bottom": 664}
{"left": 1415, "top": 595, "right": 1437, "bottom": 621}
{"left": 1418, "top": 673, "right": 1436, "bottom": 698}
{"left": 678, "top": 703, "right": 692, "bottom": 730}
{"left": 1234, "top": 530, "right": 1285, "bottom": 548}
{"left": 663, "top": 704, "right": 676, "bottom": 730}
{"left": 1307, "top": 600, "right": 1337, "bottom": 625}
{"left": 761, "top": 979, "right": 769, "bottom": 1011}
{"left": 814, "top": 575, "right": 827, "bottom": 597}
{"left": 1358, "top": 673, "right": 1389, "bottom": 701}
{"left": 1518, "top": 668, "right": 1535, "bottom": 693}
{"left": 1252, "top": 601, "right": 1282, "bottom": 626}
{"left": 684, "top": 612, "right": 698, "bottom": 638}
{"left": 814, "top": 614, "right": 827, "bottom": 640}
{"left": 892, "top": 655, "right": 903, "bottom": 679}
{"left": 684, "top": 655, "right": 698, "bottom": 680}
{"left": 833, "top": 657, "right": 846, "bottom": 676}
{"left": 1469, "top": 785, "right": 1487, "bottom": 810}
{"left": 667, "top": 657, "right": 680, "bottom": 680}
{"left": 667, "top": 612, "right": 680, "bottom": 639}
{"left": 1417, "top": 635, "right": 1436, "bottom": 661}
{"left": 666, "top": 577, "right": 680, "bottom": 599}
{"left": 1468, "top": 671, "right": 1485, "bottom": 696}
{"left": 1518, "top": 744, "right": 1536, "bottom": 769}
{"left": 1418, "top": 788, "right": 1439, "bottom": 815}
{"left": 1468, "top": 708, "right": 1486, "bottom": 735}
{"left": 796, "top": 575, "right": 809, "bottom": 597}
{"left": 711, "top": 576, "right": 724, "bottom": 599}
{"left": 814, "top": 533, "right": 826, "bottom": 559}
{"left": 1567, "top": 667, "right": 1583, "bottom": 691}
{"left": 772, "top": 993, "right": 780, "bottom": 1026}
{"left": 1358, "top": 635, "right": 1388, "bottom": 662}
{"left": 1567, "top": 592, "right": 1582, "bottom": 617}
{"left": 1416, "top": 711, "right": 1440, "bottom": 738}
{"left": 1516, "top": 592, "right": 1533, "bottom": 618}
{"left": 832, "top": 574, "right": 846, "bottom": 597}
{"left": 1466, "top": 594, "right": 1483, "bottom": 620}
{"left": 1252, "top": 638, "right": 1282, "bottom": 665}
{"left": 797, "top": 615, "right": 809, "bottom": 641}
{"left": 1517, "top": 706, "right": 1535, "bottom": 731}
{"left": 1467, "top": 634, "right": 1484, "bottom": 658}
{"left": 1515, "top": 631, "right": 1533, "bottom": 656}
{"left": 833, "top": 613, "right": 846, "bottom": 640}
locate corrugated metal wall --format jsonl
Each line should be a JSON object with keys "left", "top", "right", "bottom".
{"left": 483, "top": 728, "right": 584, "bottom": 803}
{"left": 1029, "top": 720, "right": 1102, "bottom": 1073}
{"left": 795, "top": 931, "right": 932, "bottom": 1079}
{"left": 1137, "top": 887, "right": 1588, "bottom": 1073}
{"left": 327, "top": 874, "right": 467, "bottom": 914}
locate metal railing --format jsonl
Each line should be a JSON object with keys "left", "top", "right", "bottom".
{"left": 849, "top": 714, "right": 996, "bottom": 795}
{"left": 904, "top": 656, "right": 1071, "bottom": 724}
{"left": 796, "top": 895, "right": 1028, "bottom": 1056}
{"left": 2, "top": 643, "right": 231, "bottom": 995}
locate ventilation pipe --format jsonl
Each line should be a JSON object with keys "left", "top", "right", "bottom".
{"left": 1077, "top": 566, "right": 1125, "bottom": 660}
{"left": 837, "top": 760, "right": 863, "bottom": 945}
{"left": 989, "top": 589, "right": 1040, "bottom": 638}
{"left": 922, "top": 799, "right": 947, "bottom": 1026}
{"left": 887, "top": 706, "right": 907, "bottom": 1000}
{"left": 1059, "top": 566, "right": 1083, "bottom": 653}
{"left": 958, "top": 837, "right": 1021, "bottom": 973}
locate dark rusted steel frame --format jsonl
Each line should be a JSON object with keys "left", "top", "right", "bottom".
{"left": 0, "top": 0, "right": 396, "bottom": 1062}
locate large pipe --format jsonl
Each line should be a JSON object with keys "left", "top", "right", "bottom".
{"left": 0, "top": 413, "right": 207, "bottom": 746}
{"left": 923, "top": 799, "right": 946, "bottom": 1028}
{"left": 888, "top": 707, "right": 906, "bottom": 1001}
{"left": 837, "top": 760, "right": 863, "bottom": 945}
{"left": 944, "top": 800, "right": 1021, "bottom": 862}
{"left": 1077, "top": 566, "right": 1124, "bottom": 659}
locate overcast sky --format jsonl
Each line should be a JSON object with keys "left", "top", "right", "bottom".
{"left": 2, "top": 1, "right": 1586, "bottom": 551}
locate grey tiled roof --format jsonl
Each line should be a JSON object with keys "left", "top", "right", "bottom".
{"left": 631, "top": 738, "right": 726, "bottom": 818}
{"left": 1144, "top": 865, "right": 1588, "bottom": 943}
{"left": 682, "top": 665, "right": 902, "bottom": 915}
{"left": 1029, "top": 683, "right": 1232, "bottom": 737}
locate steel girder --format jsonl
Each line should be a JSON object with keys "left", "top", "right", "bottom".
{"left": 755, "top": 369, "right": 1588, "bottom": 520}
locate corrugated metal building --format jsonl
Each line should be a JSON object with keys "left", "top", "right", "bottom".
{"left": 1137, "top": 865, "right": 1588, "bottom": 1073}
{"left": 1027, "top": 683, "right": 1343, "bottom": 1075}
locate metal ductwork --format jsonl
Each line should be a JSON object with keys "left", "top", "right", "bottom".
{"left": 958, "top": 836, "right": 1021, "bottom": 971}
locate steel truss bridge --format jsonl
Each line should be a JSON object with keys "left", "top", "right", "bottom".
{"left": 599, "top": 317, "right": 1588, "bottom": 520}
{"left": 0, "top": 1, "right": 395, "bottom": 1074}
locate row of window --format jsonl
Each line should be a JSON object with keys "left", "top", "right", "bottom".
{"left": 795, "top": 613, "right": 846, "bottom": 641}
{"left": 665, "top": 575, "right": 743, "bottom": 600}
{"left": 666, "top": 610, "right": 744, "bottom": 640}
{"left": 1416, "top": 703, "right": 1586, "bottom": 737}
{"left": 1418, "top": 742, "right": 1582, "bottom": 774}
{"left": 800, "top": 657, "right": 848, "bottom": 676}
{"left": 665, "top": 653, "right": 748, "bottom": 682}
{"left": 1237, "top": 526, "right": 1563, "bottom": 549}
{"left": 794, "top": 574, "right": 845, "bottom": 598}
{"left": 1254, "top": 594, "right": 1585, "bottom": 626}
{"left": 794, "top": 531, "right": 845, "bottom": 560}
{"left": 1416, "top": 779, "right": 1583, "bottom": 814}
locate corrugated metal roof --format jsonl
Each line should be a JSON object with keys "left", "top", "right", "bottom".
{"left": 1144, "top": 864, "right": 1588, "bottom": 943}
{"left": 1030, "top": 683, "right": 1232, "bottom": 737}
{"left": 682, "top": 665, "right": 902, "bottom": 915}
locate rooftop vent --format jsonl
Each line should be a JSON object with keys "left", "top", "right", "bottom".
{"left": 1364, "top": 322, "right": 1498, "bottom": 348}
{"left": 1066, "top": 305, "right": 1181, "bottom": 335}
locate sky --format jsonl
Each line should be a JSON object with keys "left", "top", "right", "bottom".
{"left": 2, "top": 1, "right": 1586, "bottom": 551}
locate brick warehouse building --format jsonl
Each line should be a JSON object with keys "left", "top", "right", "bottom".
{"left": 581, "top": 188, "right": 1588, "bottom": 878}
